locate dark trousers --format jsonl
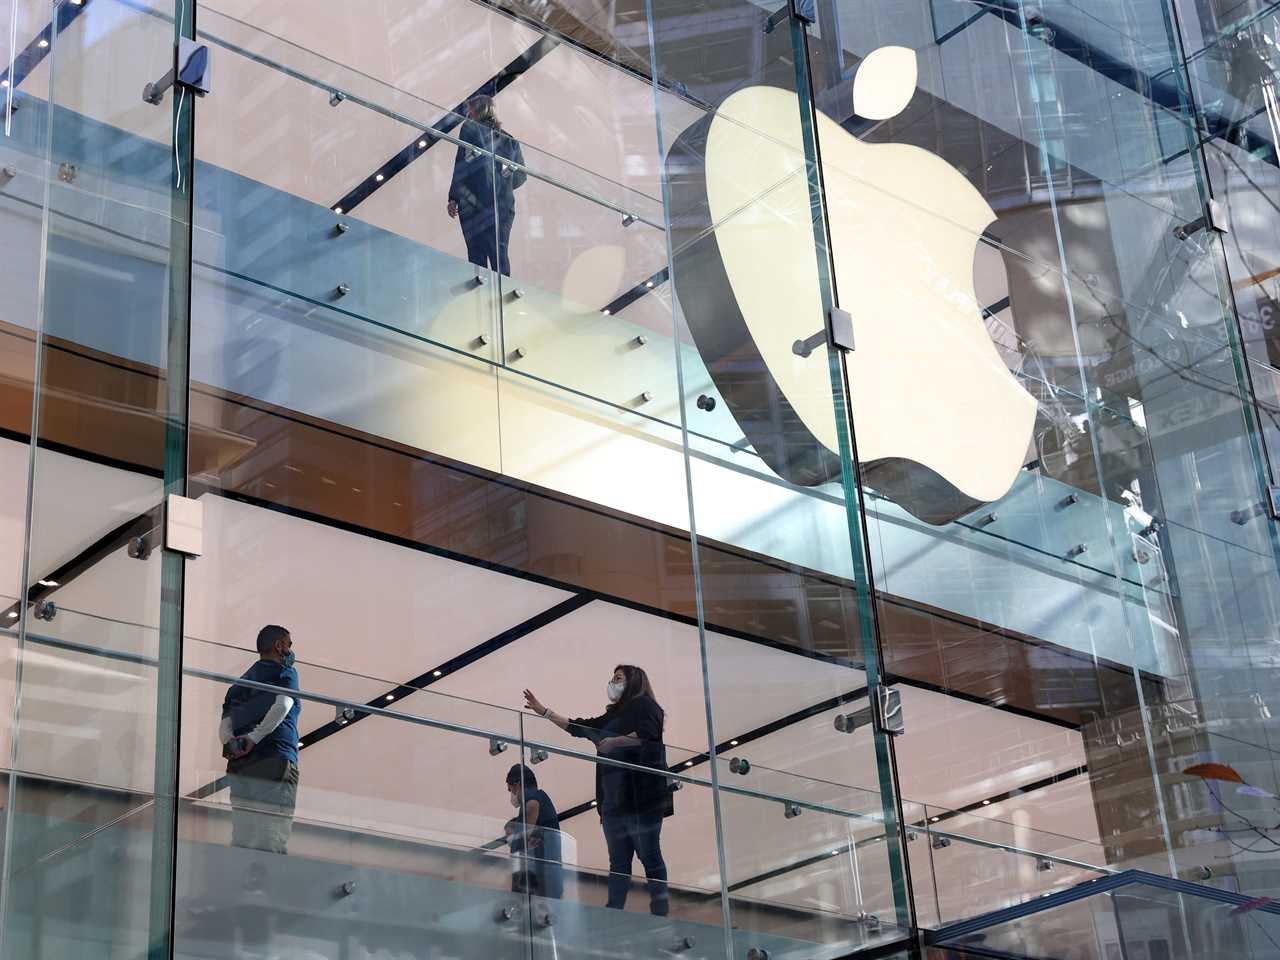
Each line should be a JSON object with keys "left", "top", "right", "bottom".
{"left": 460, "top": 209, "right": 513, "bottom": 276}
{"left": 602, "top": 813, "right": 668, "bottom": 914}
{"left": 227, "top": 755, "right": 298, "bottom": 854}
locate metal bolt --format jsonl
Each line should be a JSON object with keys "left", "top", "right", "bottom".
{"left": 638, "top": 391, "right": 654, "bottom": 404}
{"left": 494, "top": 903, "right": 517, "bottom": 923}
{"left": 329, "top": 90, "right": 345, "bottom": 106}
{"left": 783, "top": 801, "right": 802, "bottom": 819}
{"left": 472, "top": 333, "right": 490, "bottom": 349}
{"left": 931, "top": 836, "right": 951, "bottom": 850}
{"left": 729, "top": 757, "right": 750, "bottom": 775}
{"left": 335, "top": 283, "right": 350, "bottom": 298}
{"left": 509, "top": 288, "right": 526, "bottom": 300}
{"left": 670, "top": 936, "right": 696, "bottom": 951}
{"left": 633, "top": 335, "right": 649, "bottom": 347}
{"left": 534, "top": 907, "right": 554, "bottom": 928}
{"left": 529, "top": 748, "right": 548, "bottom": 765}
{"left": 696, "top": 394, "right": 717, "bottom": 412}
{"left": 978, "top": 512, "right": 998, "bottom": 526}
{"left": 511, "top": 347, "right": 526, "bottom": 361}
{"left": 0, "top": 165, "right": 16, "bottom": 185}
{"left": 834, "top": 712, "right": 858, "bottom": 733}
{"left": 333, "top": 222, "right": 349, "bottom": 236}
{"left": 489, "top": 737, "right": 508, "bottom": 756}
{"left": 341, "top": 880, "right": 356, "bottom": 896}
{"left": 747, "top": 949, "right": 771, "bottom": 960}
{"left": 127, "top": 536, "right": 151, "bottom": 561}
{"left": 1067, "top": 543, "right": 1088, "bottom": 558}
{"left": 1059, "top": 493, "right": 1080, "bottom": 508}
{"left": 621, "top": 212, "right": 638, "bottom": 227}
{"left": 57, "top": 162, "right": 76, "bottom": 183}
{"left": 1037, "top": 858, "right": 1053, "bottom": 872}
{"left": 33, "top": 601, "right": 56, "bottom": 622}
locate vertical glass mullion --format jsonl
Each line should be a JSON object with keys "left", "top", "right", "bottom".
{"left": 788, "top": 7, "right": 915, "bottom": 937}
{"left": 151, "top": 0, "right": 198, "bottom": 956}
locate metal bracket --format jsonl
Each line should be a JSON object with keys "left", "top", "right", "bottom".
{"left": 164, "top": 494, "right": 204, "bottom": 558}
{"left": 828, "top": 306, "right": 855, "bottom": 352}
{"left": 143, "top": 38, "right": 212, "bottom": 105}
{"left": 1173, "top": 198, "right": 1229, "bottom": 241}
{"left": 489, "top": 737, "right": 508, "bottom": 756}
{"left": 1269, "top": 484, "right": 1280, "bottom": 521}
{"left": 834, "top": 687, "right": 904, "bottom": 737}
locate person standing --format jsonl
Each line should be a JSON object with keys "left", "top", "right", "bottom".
{"left": 447, "top": 94, "right": 526, "bottom": 277}
{"left": 505, "top": 763, "right": 564, "bottom": 900}
{"left": 220, "top": 624, "right": 301, "bottom": 854}
{"left": 524, "top": 665, "right": 672, "bottom": 915}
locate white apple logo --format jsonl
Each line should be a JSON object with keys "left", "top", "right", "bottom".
{"left": 667, "top": 47, "right": 1037, "bottom": 524}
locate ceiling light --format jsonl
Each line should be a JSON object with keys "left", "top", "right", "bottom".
{"left": 297, "top": 741, "right": 304, "bottom": 748}
{"left": 1, "top": 80, "right": 8, "bottom": 88}
{"left": 38, "top": 579, "right": 58, "bottom": 587}
{"left": 645, "top": 280, "right": 654, "bottom": 288}
{"left": 684, "top": 760, "right": 693, "bottom": 767}
{"left": 930, "top": 817, "right": 940, "bottom": 822}
{"left": 385, "top": 694, "right": 395, "bottom": 701}
{"left": 831, "top": 849, "right": 840, "bottom": 856}
{"left": 418, "top": 139, "right": 427, "bottom": 149}
{"left": 375, "top": 174, "right": 384, "bottom": 182}
{"left": 38, "top": 38, "right": 48, "bottom": 49}
{"left": 333, "top": 206, "right": 343, "bottom": 214}
{"left": 6, "top": 612, "right": 16, "bottom": 619}
{"left": 601, "top": 308, "right": 611, "bottom": 316}
{"left": 591, "top": 800, "right": 598, "bottom": 806}
{"left": 982, "top": 799, "right": 991, "bottom": 805}
{"left": 729, "top": 740, "right": 738, "bottom": 746}
{"left": 432, "top": 670, "right": 442, "bottom": 677}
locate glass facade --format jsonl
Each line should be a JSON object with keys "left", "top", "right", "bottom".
{"left": 0, "top": 0, "right": 1278, "bottom": 958}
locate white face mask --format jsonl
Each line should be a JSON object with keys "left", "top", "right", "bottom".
{"left": 607, "top": 680, "right": 625, "bottom": 703}
{"left": 509, "top": 791, "right": 521, "bottom": 808}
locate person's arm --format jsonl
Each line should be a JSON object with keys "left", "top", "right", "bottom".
{"left": 524, "top": 689, "right": 604, "bottom": 737}
{"left": 218, "top": 716, "right": 234, "bottom": 745}
{"left": 598, "top": 699, "right": 662, "bottom": 753}
{"left": 243, "top": 694, "right": 295, "bottom": 746}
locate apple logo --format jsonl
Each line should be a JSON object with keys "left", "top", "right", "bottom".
{"left": 666, "top": 47, "right": 1038, "bottom": 525}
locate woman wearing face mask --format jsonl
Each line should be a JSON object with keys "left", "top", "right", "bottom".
{"left": 524, "top": 666, "right": 672, "bottom": 915}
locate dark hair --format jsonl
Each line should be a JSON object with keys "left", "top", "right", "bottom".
{"left": 608, "top": 664, "right": 657, "bottom": 712}
{"left": 506, "top": 763, "right": 537, "bottom": 789}
{"left": 256, "top": 624, "right": 290, "bottom": 656}
{"left": 468, "top": 94, "right": 501, "bottom": 129}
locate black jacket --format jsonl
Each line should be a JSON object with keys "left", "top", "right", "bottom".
{"left": 569, "top": 695, "right": 674, "bottom": 819}
{"left": 448, "top": 119, "right": 526, "bottom": 219}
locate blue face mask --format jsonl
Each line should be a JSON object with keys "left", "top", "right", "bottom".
{"left": 281, "top": 651, "right": 295, "bottom": 668}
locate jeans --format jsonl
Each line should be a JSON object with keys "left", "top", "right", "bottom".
{"left": 602, "top": 813, "right": 668, "bottom": 914}
{"left": 228, "top": 755, "right": 298, "bottom": 854}
{"left": 460, "top": 209, "right": 513, "bottom": 276}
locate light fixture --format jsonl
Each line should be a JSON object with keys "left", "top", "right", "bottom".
{"left": 385, "top": 694, "right": 395, "bottom": 702}
{"left": 418, "top": 139, "right": 428, "bottom": 149}
{"left": 375, "top": 173, "right": 384, "bottom": 182}
{"left": 432, "top": 670, "right": 442, "bottom": 677}
{"left": 297, "top": 741, "right": 304, "bottom": 748}
{"left": 982, "top": 799, "right": 991, "bottom": 806}
{"left": 591, "top": 800, "right": 598, "bottom": 806}
{"left": 333, "top": 206, "right": 343, "bottom": 214}
{"left": 6, "top": 612, "right": 16, "bottom": 619}
{"left": 729, "top": 740, "right": 738, "bottom": 746}
{"left": 930, "top": 816, "right": 940, "bottom": 822}
{"left": 830, "top": 849, "right": 840, "bottom": 856}
{"left": 684, "top": 760, "right": 693, "bottom": 767}
{"left": 1, "top": 80, "right": 8, "bottom": 88}
{"left": 645, "top": 280, "right": 654, "bottom": 288}
{"left": 38, "top": 38, "right": 48, "bottom": 49}
{"left": 601, "top": 308, "right": 611, "bottom": 316}
{"left": 38, "top": 579, "right": 58, "bottom": 587}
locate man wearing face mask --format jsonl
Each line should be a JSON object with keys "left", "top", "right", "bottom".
{"left": 220, "top": 624, "right": 302, "bottom": 854}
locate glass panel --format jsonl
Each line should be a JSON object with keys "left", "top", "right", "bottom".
{"left": 1, "top": 0, "right": 188, "bottom": 954}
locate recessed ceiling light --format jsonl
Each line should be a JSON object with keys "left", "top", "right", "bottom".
{"left": 982, "top": 799, "right": 991, "bottom": 805}
{"left": 830, "top": 849, "right": 840, "bottom": 856}
{"left": 333, "top": 206, "right": 343, "bottom": 214}
{"left": 385, "top": 694, "right": 395, "bottom": 701}
{"left": 729, "top": 740, "right": 738, "bottom": 746}
{"left": 432, "top": 670, "right": 442, "bottom": 677}
{"left": 38, "top": 580, "right": 58, "bottom": 587}
{"left": 38, "top": 38, "right": 48, "bottom": 48}
{"left": 684, "top": 760, "right": 693, "bottom": 767}
{"left": 645, "top": 280, "right": 654, "bottom": 288}
{"left": 296, "top": 741, "right": 304, "bottom": 748}
{"left": 6, "top": 611, "right": 16, "bottom": 619}
{"left": 601, "top": 308, "right": 611, "bottom": 316}
{"left": 930, "top": 816, "right": 940, "bottom": 822}
{"left": 375, "top": 174, "right": 384, "bottom": 182}
{"left": 591, "top": 800, "right": 598, "bottom": 806}
{"left": 418, "top": 139, "right": 427, "bottom": 149}
{"left": 1, "top": 80, "right": 9, "bottom": 88}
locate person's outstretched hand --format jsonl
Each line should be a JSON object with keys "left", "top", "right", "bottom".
{"left": 523, "top": 689, "right": 545, "bottom": 716}
{"left": 447, "top": 199, "right": 459, "bottom": 219}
